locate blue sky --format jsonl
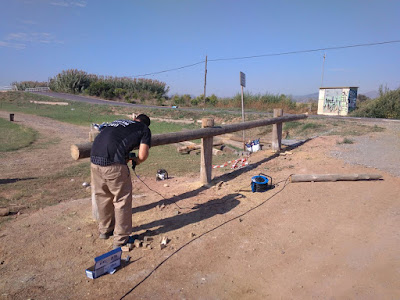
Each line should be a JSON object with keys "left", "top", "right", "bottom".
{"left": 1, "top": 0, "right": 399, "bottom": 97}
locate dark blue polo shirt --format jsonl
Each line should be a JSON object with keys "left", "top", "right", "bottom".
{"left": 90, "top": 120, "right": 151, "bottom": 166}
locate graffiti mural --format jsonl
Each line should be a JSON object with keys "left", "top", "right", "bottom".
{"left": 348, "top": 88, "right": 358, "bottom": 112}
{"left": 318, "top": 87, "right": 358, "bottom": 116}
{"left": 323, "top": 88, "right": 344, "bottom": 113}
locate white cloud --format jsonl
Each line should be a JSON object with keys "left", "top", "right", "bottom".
{"left": 50, "top": 0, "right": 87, "bottom": 7}
{"left": 0, "top": 41, "right": 26, "bottom": 50}
{"left": 6, "top": 32, "right": 63, "bottom": 44}
{"left": 71, "top": 1, "right": 87, "bottom": 7}
{"left": 1, "top": 32, "right": 63, "bottom": 49}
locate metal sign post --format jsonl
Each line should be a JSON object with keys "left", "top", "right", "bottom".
{"left": 240, "top": 72, "right": 246, "bottom": 150}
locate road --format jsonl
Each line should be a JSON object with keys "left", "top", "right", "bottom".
{"left": 32, "top": 91, "right": 252, "bottom": 116}
{"left": 32, "top": 91, "right": 400, "bottom": 124}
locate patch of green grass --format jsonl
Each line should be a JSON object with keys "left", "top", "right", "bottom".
{"left": 337, "top": 138, "right": 354, "bottom": 145}
{"left": 150, "top": 121, "right": 200, "bottom": 135}
{"left": 0, "top": 92, "right": 119, "bottom": 126}
{"left": 0, "top": 92, "right": 203, "bottom": 132}
{"left": 136, "top": 143, "right": 238, "bottom": 178}
{"left": 31, "top": 137, "right": 62, "bottom": 150}
{"left": 0, "top": 161, "right": 92, "bottom": 210}
{"left": 52, "top": 161, "right": 91, "bottom": 179}
{"left": 0, "top": 117, "right": 38, "bottom": 152}
{"left": 283, "top": 121, "right": 302, "bottom": 131}
{"left": 300, "top": 122, "right": 324, "bottom": 132}
{"left": 371, "top": 124, "right": 385, "bottom": 132}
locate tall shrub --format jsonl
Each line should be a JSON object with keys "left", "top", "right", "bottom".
{"left": 352, "top": 88, "right": 400, "bottom": 119}
{"left": 49, "top": 69, "right": 93, "bottom": 93}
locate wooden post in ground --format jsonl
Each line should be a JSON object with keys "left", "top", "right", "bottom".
{"left": 200, "top": 118, "right": 214, "bottom": 185}
{"left": 91, "top": 170, "right": 99, "bottom": 221}
{"left": 272, "top": 109, "right": 283, "bottom": 151}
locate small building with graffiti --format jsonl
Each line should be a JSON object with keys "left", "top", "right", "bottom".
{"left": 317, "top": 86, "right": 358, "bottom": 116}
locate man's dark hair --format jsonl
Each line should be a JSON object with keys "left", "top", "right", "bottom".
{"left": 136, "top": 114, "right": 151, "bottom": 127}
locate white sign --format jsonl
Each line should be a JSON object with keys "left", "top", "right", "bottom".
{"left": 240, "top": 72, "right": 246, "bottom": 87}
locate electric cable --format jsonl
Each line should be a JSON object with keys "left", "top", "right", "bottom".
{"left": 119, "top": 174, "right": 293, "bottom": 299}
{"left": 132, "top": 169, "right": 191, "bottom": 210}
{"left": 132, "top": 60, "right": 205, "bottom": 77}
{"left": 131, "top": 39, "right": 400, "bottom": 77}
{"left": 208, "top": 40, "right": 400, "bottom": 62}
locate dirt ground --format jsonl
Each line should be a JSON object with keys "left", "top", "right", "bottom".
{"left": 0, "top": 113, "right": 399, "bottom": 300}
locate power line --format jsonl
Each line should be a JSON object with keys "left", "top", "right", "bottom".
{"left": 132, "top": 61, "right": 205, "bottom": 77}
{"left": 208, "top": 40, "right": 400, "bottom": 62}
{"left": 132, "top": 39, "right": 400, "bottom": 77}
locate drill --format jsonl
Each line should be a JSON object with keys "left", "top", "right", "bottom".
{"left": 129, "top": 152, "right": 137, "bottom": 171}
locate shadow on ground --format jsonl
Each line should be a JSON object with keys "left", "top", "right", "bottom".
{"left": 132, "top": 193, "right": 243, "bottom": 238}
{"left": 131, "top": 138, "right": 311, "bottom": 216}
{"left": 0, "top": 177, "right": 37, "bottom": 185}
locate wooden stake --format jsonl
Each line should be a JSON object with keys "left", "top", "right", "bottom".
{"left": 272, "top": 109, "right": 283, "bottom": 151}
{"left": 200, "top": 118, "right": 214, "bottom": 185}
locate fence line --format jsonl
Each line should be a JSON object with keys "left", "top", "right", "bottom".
{"left": 71, "top": 110, "right": 307, "bottom": 184}
{"left": 0, "top": 85, "right": 17, "bottom": 92}
{"left": 25, "top": 87, "right": 50, "bottom": 92}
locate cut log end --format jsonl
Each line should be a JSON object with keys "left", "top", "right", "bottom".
{"left": 71, "top": 142, "right": 93, "bottom": 160}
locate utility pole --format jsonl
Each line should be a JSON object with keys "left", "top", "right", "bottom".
{"left": 321, "top": 52, "right": 326, "bottom": 87}
{"left": 240, "top": 72, "right": 246, "bottom": 150}
{"left": 203, "top": 55, "right": 207, "bottom": 105}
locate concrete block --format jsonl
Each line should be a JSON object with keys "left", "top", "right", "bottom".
{"left": 121, "top": 246, "right": 130, "bottom": 252}
{"left": 134, "top": 240, "right": 142, "bottom": 248}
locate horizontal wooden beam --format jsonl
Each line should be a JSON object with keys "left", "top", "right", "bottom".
{"left": 71, "top": 114, "right": 307, "bottom": 160}
{"left": 290, "top": 173, "right": 383, "bottom": 183}
{"left": 152, "top": 114, "right": 307, "bottom": 147}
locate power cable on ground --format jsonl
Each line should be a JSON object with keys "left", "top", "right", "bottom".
{"left": 120, "top": 174, "right": 293, "bottom": 299}
{"left": 133, "top": 169, "right": 192, "bottom": 210}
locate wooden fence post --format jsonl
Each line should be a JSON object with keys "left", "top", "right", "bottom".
{"left": 91, "top": 170, "right": 99, "bottom": 221}
{"left": 200, "top": 118, "right": 214, "bottom": 185}
{"left": 272, "top": 109, "right": 283, "bottom": 151}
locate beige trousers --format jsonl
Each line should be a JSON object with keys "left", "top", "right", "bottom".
{"left": 91, "top": 163, "right": 132, "bottom": 246}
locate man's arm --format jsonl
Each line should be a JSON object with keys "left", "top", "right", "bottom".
{"left": 133, "top": 143, "right": 149, "bottom": 165}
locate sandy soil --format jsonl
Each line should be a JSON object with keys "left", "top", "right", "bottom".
{"left": 0, "top": 113, "right": 399, "bottom": 300}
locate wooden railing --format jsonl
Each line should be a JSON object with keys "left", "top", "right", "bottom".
{"left": 25, "top": 87, "right": 50, "bottom": 92}
{"left": 71, "top": 109, "right": 307, "bottom": 184}
{"left": 0, "top": 85, "right": 17, "bottom": 92}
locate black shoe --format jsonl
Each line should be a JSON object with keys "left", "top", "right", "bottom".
{"left": 99, "top": 231, "right": 113, "bottom": 239}
{"left": 113, "top": 236, "right": 135, "bottom": 249}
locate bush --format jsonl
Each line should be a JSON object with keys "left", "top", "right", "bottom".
{"left": 206, "top": 94, "right": 218, "bottom": 106}
{"left": 351, "top": 88, "right": 400, "bottom": 119}
{"left": 216, "top": 91, "right": 298, "bottom": 112}
{"left": 49, "top": 69, "right": 93, "bottom": 94}
{"left": 191, "top": 98, "right": 199, "bottom": 106}
{"left": 114, "top": 88, "right": 127, "bottom": 98}
{"left": 48, "top": 69, "right": 169, "bottom": 102}
{"left": 86, "top": 81, "right": 115, "bottom": 99}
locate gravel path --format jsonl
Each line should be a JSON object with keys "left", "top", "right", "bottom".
{"left": 331, "top": 120, "right": 400, "bottom": 177}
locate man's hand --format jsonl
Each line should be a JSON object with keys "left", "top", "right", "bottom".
{"left": 131, "top": 159, "right": 137, "bottom": 171}
{"left": 129, "top": 152, "right": 137, "bottom": 170}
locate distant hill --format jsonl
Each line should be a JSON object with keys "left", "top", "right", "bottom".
{"left": 292, "top": 90, "right": 380, "bottom": 102}
{"left": 362, "top": 90, "right": 379, "bottom": 99}
{"left": 292, "top": 92, "right": 319, "bottom": 103}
